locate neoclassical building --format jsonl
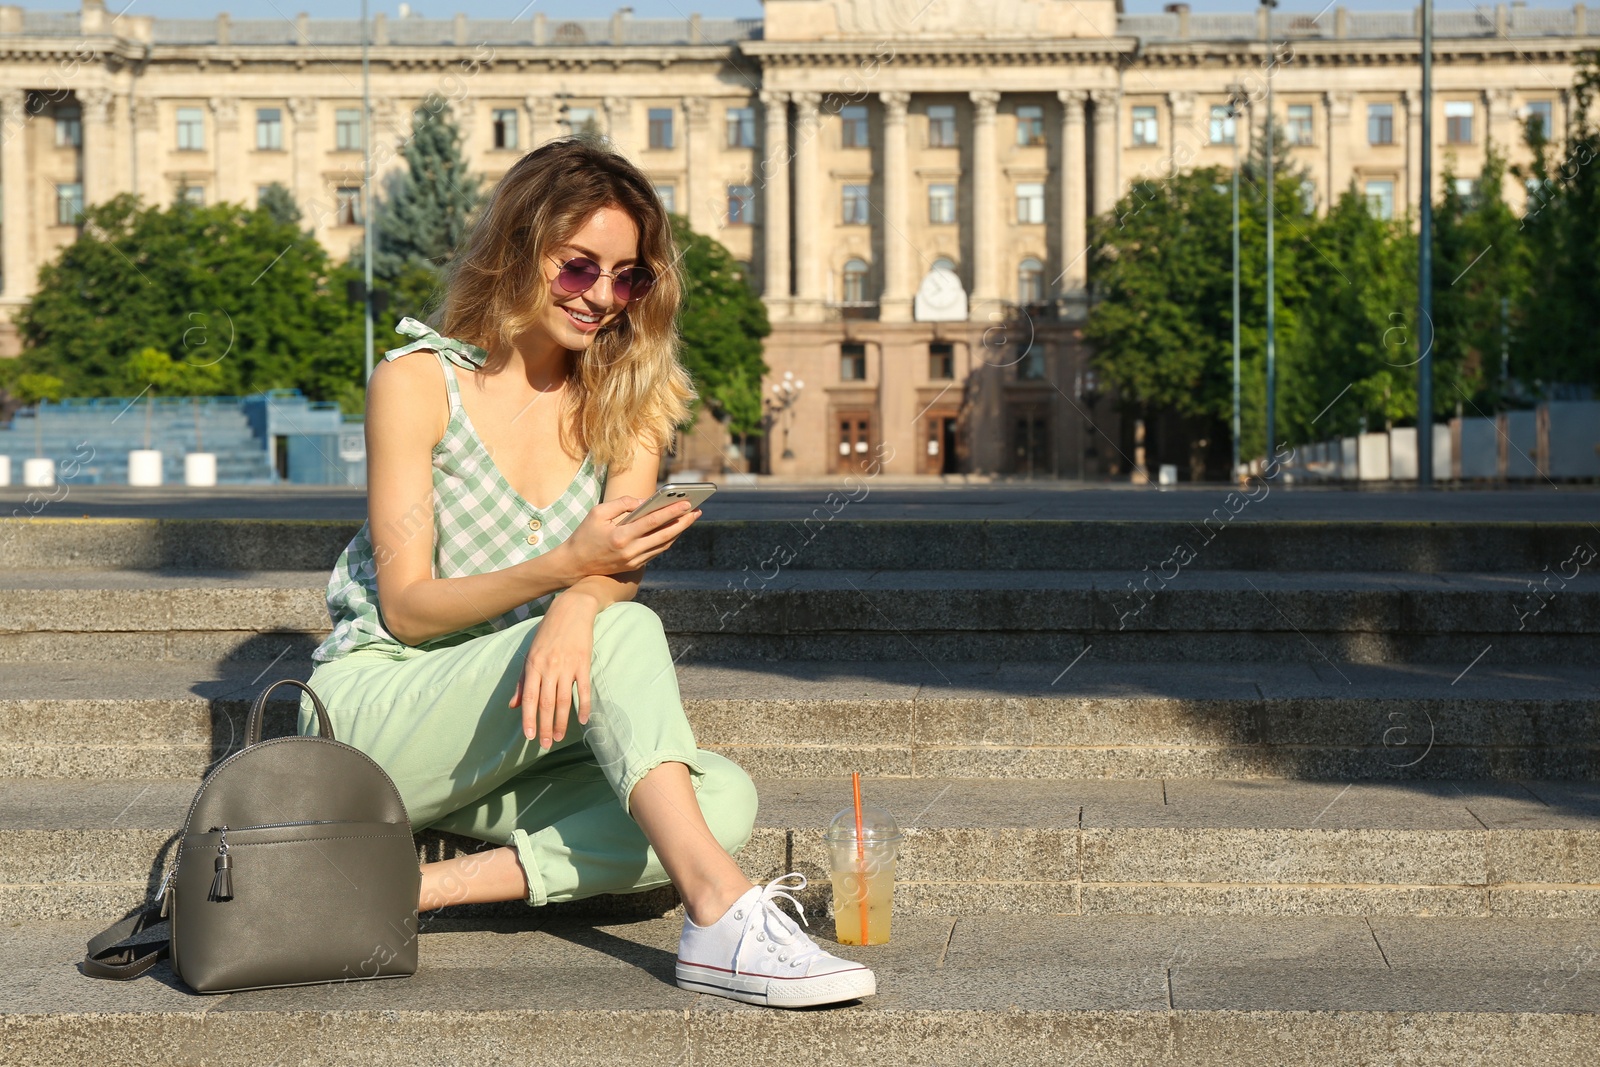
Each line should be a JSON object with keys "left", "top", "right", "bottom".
{"left": 0, "top": 0, "right": 1588, "bottom": 477}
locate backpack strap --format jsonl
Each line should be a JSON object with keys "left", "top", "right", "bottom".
{"left": 246, "top": 678, "right": 333, "bottom": 747}
{"left": 79, "top": 905, "right": 170, "bottom": 981}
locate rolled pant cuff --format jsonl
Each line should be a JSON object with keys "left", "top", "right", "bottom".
{"left": 509, "top": 826, "right": 550, "bottom": 907}
{"left": 618, "top": 750, "right": 708, "bottom": 818}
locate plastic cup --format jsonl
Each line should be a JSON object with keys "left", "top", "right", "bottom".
{"left": 822, "top": 803, "right": 903, "bottom": 945}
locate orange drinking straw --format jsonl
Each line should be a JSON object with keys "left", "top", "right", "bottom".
{"left": 851, "top": 771, "right": 868, "bottom": 945}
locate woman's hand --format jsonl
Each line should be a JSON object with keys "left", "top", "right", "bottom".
{"left": 511, "top": 590, "right": 604, "bottom": 748}
{"left": 558, "top": 495, "right": 702, "bottom": 579}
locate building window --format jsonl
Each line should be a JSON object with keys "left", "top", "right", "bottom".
{"left": 929, "top": 341, "right": 955, "bottom": 380}
{"left": 1526, "top": 100, "right": 1553, "bottom": 140}
{"left": 565, "top": 106, "right": 598, "bottom": 135}
{"left": 176, "top": 107, "right": 205, "bottom": 150}
{"left": 333, "top": 186, "right": 361, "bottom": 226}
{"left": 842, "top": 258, "right": 871, "bottom": 303}
{"left": 840, "top": 341, "right": 867, "bottom": 380}
{"left": 55, "top": 182, "right": 84, "bottom": 225}
{"left": 1365, "top": 179, "right": 1395, "bottom": 220}
{"left": 1131, "top": 106, "right": 1158, "bottom": 146}
{"left": 493, "top": 108, "right": 518, "bottom": 149}
{"left": 336, "top": 108, "right": 362, "bottom": 151}
{"left": 55, "top": 107, "right": 81, "bottom": 148}
{"left": 180, "top": 185, "right": 205, "bottom": 205}
{"left": 1015, "top": 104, "right": 1045, "bottom": 146}
{"left": 648, "top": 107, "right": 674, "bottom": 149}
{"left": 654, "top": 184, "right": 675, "bottom": 213}
{"left": 841, "top": 104, "right": 869, "bottom": 148}
{"left": 842, "top": 183, "right": 871, "bottom": 225}
{"left": 927, "top": 104, "right": 957, "bottom": 148}
{"left": 1017, "top": 257, "right": 1045, "bottom": 305}
{"left": 1209, "top": 105, "right": 1235, "bottom": 145}
{"left": 1015, "top": 182, "right": 1045, "bottom": 225}
{"left": 1298, "top": 178, "right": 1316, "bottom": 213}
{"left": 726, "top": 106, "right": 755, "bottom": 147}
{"left": 1445, "top": 101, "right": 1474, "bottom": 145}
{"left": 727, "top": 183, "right": 756, "bottom": 225}
{"left": 928, "top": 183, "right": 956, "bottom": 224}
{"left": 1285, "top": 104, "right": 1314, "bottom": 146}
{"left": 1017, "top": 342, "right": 1044, "bottom": 380}
{"left": 1368, "top": 103, "right": 1394, "bottom": 145}
{"left": 256, "top": 185, "right": 273, "bottom": 205}
{"left": 255, "top": 107, "right": 283, "bottom": 150}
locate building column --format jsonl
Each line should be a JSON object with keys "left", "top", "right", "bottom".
{"left": 80, "top": 88, "right": 116, "bottom": 207}
{"left": 791, "top": 90, "right": 823, "bottom": 319}
{"left": 1090, "top": 88, "right": 1119, "bottom": 216}
{"left": 133, "top": 97, "right": 162, "bottom": 205}
{"left": 1166, "top": 90, "right": 1197, "bottom": 174}
{"left": 968, "top": 88, "right": 1000, "bottom": 313}
{"left": 758, "top": 89, "right": 791, "bottom": 311}
{"left": 210, "top": 96, "right": 242, "bottom": 206}
{"left": 526, "top": 95, "right": 557, "bottom": 148}
{"left": 288, "top": 97, "right": 322, "bottom": 233}
{"left": 1403, "top": 87, "right": 1423, "bottom": 213}
{"left": 685, "top": 96, "right": 714, "bottom": 236}
{"left": 1325, "top": 90, "right": 1352, "bottom": 206}
{"left": 1486, "top": 87, "right": 1516, "bottom": 152}
{"left": 1, "top": 89, "right": 29, "bottom": 304}
{"left": 1056, "top": 89, "right": 1088, "bottom": 296}
{"left": 879, "top": 89, "right": 912, "bottom": 322}
{"left": 603, "top": 95, "right": 632, "bottom": 155}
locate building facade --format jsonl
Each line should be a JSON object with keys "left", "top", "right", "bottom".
{"left": 0, "top": 0, "right": 1588, "bottom": 477}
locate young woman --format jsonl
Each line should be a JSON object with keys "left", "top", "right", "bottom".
{"left": 297, "top": 136, "right": 875, "bottom": 1009}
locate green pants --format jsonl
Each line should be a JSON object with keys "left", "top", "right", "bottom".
{"left": 298, "top": 601, "right": 759, "bottom": 907}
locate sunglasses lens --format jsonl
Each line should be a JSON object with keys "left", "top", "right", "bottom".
{"left": 617, "top": 268, "right": 654, "bottom": 302}
{"left": 558, "top": 258, "right": 600, "bottom": 293}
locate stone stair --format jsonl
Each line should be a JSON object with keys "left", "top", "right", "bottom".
{"left": 2, "top": 517, "right": 1597, "bottom": 1064}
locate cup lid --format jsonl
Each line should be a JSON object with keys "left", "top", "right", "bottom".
{"left": 822, "top": 802, "right": 903, "bottom": 843}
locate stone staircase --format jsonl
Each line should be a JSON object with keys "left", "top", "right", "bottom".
{"left": 2, "top": 517, "right": 1597, "bottom": 1064}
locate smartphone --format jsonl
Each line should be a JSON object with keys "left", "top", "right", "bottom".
{"left": 619, "top": 482, "right": 717, "bottom": 525}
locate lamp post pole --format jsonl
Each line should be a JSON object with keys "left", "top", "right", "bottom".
{"left": 1228, "top": 88, "right": 1245, "bottom": 482}
{"left": 1417, "top": 0, "right": 1436, "bottom": 486}
{"left": 361, "top": 0, "right": 375, "bottom": 382}
{"left": 1262, "top": 0, "right": 1278, "bottom": 461}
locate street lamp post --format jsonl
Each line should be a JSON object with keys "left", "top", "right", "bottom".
{"left": 361, "top": 0, "right": 375, "bottom": 382}
{"left": 1262, "top": 0, "right": 1278, "bottom": 461}
{"left": 1417, "top": 0, "right": 1436, "bottom": 486}
{"left": 1227, "top": 85, "right": 1247, "bottom": 482}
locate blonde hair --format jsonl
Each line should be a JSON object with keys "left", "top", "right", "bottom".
{"left": 435, "top": 135, "right": 697, "bottom": 476}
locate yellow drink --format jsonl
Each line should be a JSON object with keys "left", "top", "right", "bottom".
{"left": 829, "top": 858, "right": 895, "bottom": 945}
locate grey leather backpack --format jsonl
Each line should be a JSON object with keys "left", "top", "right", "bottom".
{"left": 80, "top": 679, "right": 423, "bottom": 993}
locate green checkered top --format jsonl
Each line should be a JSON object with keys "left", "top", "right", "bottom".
{"left": 312, "top": 317, "right": 609, "bottom": 663}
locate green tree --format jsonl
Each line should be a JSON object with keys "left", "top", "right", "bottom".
{"left": 668, "top": 213, "right": 771, "bottom": 455}
{"left": 363, "top": 93, "right": 482, "bottom": 284}
{"left": 1431, "top": 146, "right": 1528, "bottom": 412}
{"left": 257, "top": 182, "right": 302, "bottom": 228}
{"left": 13, "top": 193, "right": 362, "bottom": 400}
{"left": 1085, "top": 121, "right": 1316, "bottom": 465}
{"left": 1511, "top": 57, "right": 1600, "bottom": 394}
{"left": 1291, "top": 186, "right": 1416, "bottom": 438}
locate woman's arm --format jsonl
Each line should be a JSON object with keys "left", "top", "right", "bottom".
{"left": 553, "top": 435, "right": 684, "bottom": 612}
{"left": 367, "top": 351, "right": 697, "bottom": 646}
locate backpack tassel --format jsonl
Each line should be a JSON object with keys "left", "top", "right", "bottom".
{"left": 209, "top": 826, "right": 234, "bottom": 902}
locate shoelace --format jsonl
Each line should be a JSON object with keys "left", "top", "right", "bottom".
{"left": 729, "top": 873, "right": 829, "bottom": 976}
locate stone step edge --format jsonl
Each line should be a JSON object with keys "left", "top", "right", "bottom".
{"left": 4, "top": 881, "right": 1598, "bottom": 924}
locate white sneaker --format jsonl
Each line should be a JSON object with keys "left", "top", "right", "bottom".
{"left": 676, "top": 873, "right": 877, "bottom": 1008}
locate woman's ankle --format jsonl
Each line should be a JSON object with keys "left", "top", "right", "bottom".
{"left": 684, "top": 878, "right": 760, "bottom": 927}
